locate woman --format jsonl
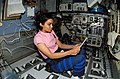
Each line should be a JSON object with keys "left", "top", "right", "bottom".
{"left": 34, "top": 12, "right": 86, "bottom": 79}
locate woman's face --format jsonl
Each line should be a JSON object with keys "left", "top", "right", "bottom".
{"left": 40, "top": 18, "right": 54, "bottom": 33}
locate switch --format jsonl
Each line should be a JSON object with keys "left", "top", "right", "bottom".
{"left": 93, "top": 63, "right": 100, "bottom": 69}
{"left": 101, "top": 70, "right": 106, "bottom": 77}
{"left": 34, "top": 64, "right": 44, "bottom": 71}
{"left": 91, "top": 69, "right": 100, "bottom": 76}
{"left": 30, "top": 59, "right": 40, "bottom": 64}
{"left": 46, "top": 74, "right": 59, "bottom": 79}
{"left": 22, "top": 63, "right": 32, "bottom": 69}
{"left": 14, "top": 67, "right": 21, "bottom": 73}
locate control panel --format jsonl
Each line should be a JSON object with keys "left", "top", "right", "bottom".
{"left": 62, "top": 13, "right": 107, "bottom": 47}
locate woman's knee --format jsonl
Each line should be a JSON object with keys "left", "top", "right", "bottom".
{"left": 72, "top": 54, "right": 86, "bottom": 66}
{"left": 80, "top": 49, "right": 86, "bottom": 55}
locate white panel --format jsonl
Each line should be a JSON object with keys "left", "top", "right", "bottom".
{"left": 27, "top": 7, "right": 35, "bottom": 17}
{"left": 7, "top": 0, "right": 25, "bottom": 17}
{"left": 87, "top": 0, "right": 102, "bottom": 7}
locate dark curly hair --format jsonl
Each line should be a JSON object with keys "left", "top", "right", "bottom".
{"left": 35, "top": 11, "right": 54, "bottom": 32}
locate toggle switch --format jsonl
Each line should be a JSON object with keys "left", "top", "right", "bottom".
{"left": 46, "top": 74, "right": 59, "bottom": 79}
{"left": 30, "top": 59, "right": 40, "bottom": 65}
{"left": 101, "top": 70, "right": 106, "bottom": 77}
{"left": 91, "top": 69, "right": 101, "bottom": 76}
{"left": 14, "top": 67, "right": 21, "bottom": 73}
{"left": 22, "top": 63, "right": 32, "bottom": 69}
{"left": 95, "top": 63, "right": 99, "bottom": 68}
{"left": 62, "top": 71, "right": 72, "bottom": 78}
{"left": 93, "top": 63, "right": 100, "bottom": 69}
{"left": 93, "top": 58, "right": 101, "bottom": 62}
{"left": 48, "top": 74, "right": 54, "bottom": 79}
{"left": 31, "top": 59, "right": 36, "bottom": 64}
{"left": 95, "top": 52, "right": 99, "bottom": 57}
{"left": 34, "top": 64, "right": 44, "bottom": 71}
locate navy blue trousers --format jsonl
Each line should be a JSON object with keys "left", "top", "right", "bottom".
{"left": 45, "top": 49, "right": 86, "bottom": 77}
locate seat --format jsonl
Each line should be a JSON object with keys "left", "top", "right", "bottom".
{"left": 36, "top": 52, "right": 72, "bottom": 78}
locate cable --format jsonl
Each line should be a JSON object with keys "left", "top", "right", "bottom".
{"left": 2, "top": 20, "right": 35, "bottom": 45}
{"left": 0, "top": 14, "right": 36, "bottom": 62}
{"left": 11, "top": 46, "right": 36, "bottom": 53}
{"left": 0, "top": 47, "right": 12, "bottom": 56}
{"left": 2, "top": 21, "right": 22, "bottom": 45}
{"left": 3, "top": 22, "right": 19, "bottom": 38}
{"left": 20, "top": 17, "right": 32, "bottom": 31}
{"left": 2, "top": 28, "right": 21, "bottom": 45}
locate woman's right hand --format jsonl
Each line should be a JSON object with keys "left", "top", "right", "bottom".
{"left": 69, "top": 46, "right": 80, "bottom": 55}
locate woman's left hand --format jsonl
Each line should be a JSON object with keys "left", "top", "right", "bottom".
{"left": 73, "top": 44, "right": 80, "bottom": 49}
{"left": 75, "top": 44, "right": 80, "bottom": 46}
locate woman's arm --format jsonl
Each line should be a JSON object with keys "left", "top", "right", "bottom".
{"left": 36, "top": 43, "right": 80, "bottom": 59}
{"left": 56, "top": 39, "right": 80, "bottom": 49}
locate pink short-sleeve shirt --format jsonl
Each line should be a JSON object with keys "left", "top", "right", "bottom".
{"left": 34, "top": 30, "right": 58, "bottom": 59}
